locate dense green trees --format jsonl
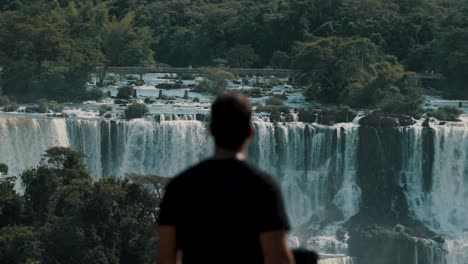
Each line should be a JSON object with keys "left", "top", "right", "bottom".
{"left": 193, "top": 69, "right": 235, "bottom": 95}
{"left": 125, "top": 102, "right": 149, "bottom": 119}
{"left": 292, "top": 36, "right": 422, "bottom": 113}
{"left": 0, "top": 147, "right": 164, "bottom": 264}
{"left": 1, "top": 0, "right": 468, "bottom": 103}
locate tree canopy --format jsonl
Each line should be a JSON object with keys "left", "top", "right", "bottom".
{"left": 0, "top": 147, "right": 165, "bottom": 264}
{"left": 0, "top": 0, "right": 467, "bottom": 102}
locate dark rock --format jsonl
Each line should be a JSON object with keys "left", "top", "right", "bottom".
{"left": 25, "top": 106, "right": 40, "bottom": 113}
{"left": 348, "top": 225, "right": 445, "bottom": 264}
{"left": 298, "top": 109, "right": 319, "bottom": 123}
{"left": 359, "top": 112, "right": 415, "bottom": 127}
{"left": 114, "top": 99, "right": 128, "bottom": 105}
{"left": 323, "top": 202, "right": 344, "bottom": 223}
{"left": 298, "top": 108, "right": 357, "bottom": 124}
{"left": 270, "top": 111, "right": 282, "bottom": 123}
{"left": 422, "top": 118, "right": 431, "bottom": 128}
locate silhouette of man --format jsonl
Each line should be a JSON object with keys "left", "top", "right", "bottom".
{"left": 158, "top": 92, "right": 294, "bottom": 264}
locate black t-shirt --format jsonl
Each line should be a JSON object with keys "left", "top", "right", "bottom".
{"left": 158, "top": 158, "right": 290, "bottom": 264}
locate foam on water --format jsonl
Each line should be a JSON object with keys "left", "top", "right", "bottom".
{"left": 400, "top": 120, "right": 468, "bottom": 264}
{"left": 0, "top": 114, "right": 361, "bottom": 255}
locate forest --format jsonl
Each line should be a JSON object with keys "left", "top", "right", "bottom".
{"left": 0, "top": 0, "right": 467, "bottom": 107}
{"left": 0, "top": 147, "right": 166, "bottom": 264}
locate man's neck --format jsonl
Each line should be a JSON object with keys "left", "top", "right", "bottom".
{"left": 214, "top": 147, "right": 246, "bottom": 160}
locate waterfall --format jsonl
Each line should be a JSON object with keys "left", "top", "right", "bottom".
{"left": 319, "top": 256, "right": 358, "bottom": 264}
{"left": 0, "top": 114, "right": 361, "bottom": 254}
{"left": 0, "top": 116, "right": 70, "bottom": 177}
{"left": 400, "top": 121, "right": 468, "bottom": 264}
{"left": 250, "top": 122, "right": 360, "bottom": 253}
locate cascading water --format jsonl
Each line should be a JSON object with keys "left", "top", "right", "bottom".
{"left": 400, "top": 120, "right": 468, "bottom": 264}
{"left": 0, "top": 114, "right": 362, "bottom": 257}
{"left": 249, "top": 122, "right": 361, "bottom": 253}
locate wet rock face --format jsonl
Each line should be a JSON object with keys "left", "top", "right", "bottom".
{"left": 348, "top": 225, "right": 446, "bottom": 264}
{"left": 359, "top": 112, "right": 416, "bottom": 127}
{"left": 298, "top": 109, "right": 357, "bottom": 124}
{"left": 348, "top": 124, "right": 444, "bottom": 264}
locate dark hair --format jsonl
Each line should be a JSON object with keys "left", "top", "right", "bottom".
{"left": 210, "top": 92, "right": 252, "bottom": 150}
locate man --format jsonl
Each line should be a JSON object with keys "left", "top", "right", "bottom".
{"left": 158, "top": 92, "right": 294, "bottom": 264}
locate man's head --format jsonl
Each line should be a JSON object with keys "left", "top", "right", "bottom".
{"left": 210, "top": 92, "right": 253, "bottom": 150}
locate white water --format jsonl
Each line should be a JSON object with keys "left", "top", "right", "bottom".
{"left": 319, "top": 256, "right": 358, "bottom": 264}
{"left": 400, "top": 120, "right": 468, "bottom": 264}
{"left": 250, "top": 122, "right": 361, "bottom": 253}
{"left": 0, "top": 114, "right": 361, "bottom": 255}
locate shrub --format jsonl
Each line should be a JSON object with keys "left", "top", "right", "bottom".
{"left": 82, "top": 87, "right": 104, "bottom": 101}
{"left": 193, "top": 97, "right": 200, "bottom": 103}
{"left": 269, "top": 78, "right": 281, "bottom": 86}
{"left": 427, "top": 106, "right": 463, "bottom": 121}
{"left": 36, "top": 99, "right": 63, "bottom": 113}
{"left": 338, "top": 104, "right": 351, "bottom": 112}
{"left": 179, "top": 74, "right": 195, "bottom": 80}
{"left": 38, "top": 99, "right": 49, "bottom": 113}
{"left": 128, "top": 79, "right": 145, "bottom": 86}
{"left": 156, "top": 83, "right": 184, "bottom": 89}
{"left": 265, "top": 97, "right": 285, "bottom": 106}
{"left": 144, "top": 98, "right": 155, "bottom": 104}
{"left": 256, "top": 104, "right": 290, "bottom": 114}
{"left": 3, "top": 103, "right": 19, "bottom": 112}
{"left": 125, "top": 75, "right": 138, "bottom": 80}
{"left": 192, "top": 69, "right": 234, "bottom": 95}
{"left": 48, "top": 101, "right": 64, "bottom": 113}
{"left": 242, "top": 88, "right": 262, "bottom": 98}
{"left": 0, "top": 163, "right": 8, "bottom": 175}
{"left": 159, "top": 94, "right": 176, "bottom": 100}
{"left": 98, "top": 105, "right": 112, "bottom": 116}
{"left": 125, "top": 103, "right": 148, "bottom": 119}
{"left": 117, "top": 86, "right": 134, "bottom": 99}
{"left": 0, "top": 96, "right": 10, "bottom": 107}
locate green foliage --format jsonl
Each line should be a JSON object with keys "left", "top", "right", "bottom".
{"left": 0, "top": 176, "right": 23, "bottom": 227}
{"left": 0, "top": 163, "right": 7, "bottom": 175}
{"left": 179, "top": 74, "right": 195, "bottom": 80}
{"left": 242, "top": 88, "right": 262, "bottom": 98}
{"left": 1, "top": 0, "right": 467, "bottom": 105}
{"left": 37, "top": 99, "right": 63, "bottom": 113}
{"left": 3, "top": 103, "right": 18, "bottom": 112}
{"left": 82, "top": 87, "right": 105, "bottom": 101}
{"left": 117, "top": 85, "right": 134, "bottom": 99}
{"left": 265, "top": 96, "right": 285, "bottom": 106}
{"left": 0, "top": 226, "right": 41, "bottom": 263}
{"left": 256, "top": 104, "right": 290, "bottom": 114}
{"left": 293, "top": 36, "right": 423, "bottom": 113}
{"left": 98, "top": 105, "right": 112, "bottom": 116}
{"left": 0, "top": 147, "right": 162, "bottom": 264}
{"left": 225, "top": 44, "right": 259, "bottom": 68}
{"left": 0, "top": 2, "right": 106, "bottom": 101}
{"left": 0, "top": 96, "right": 10, "bottom": 107}
{"left": 193, "top": 69, "right": 235, "bottom": 95}
{"left": 125, "top": 102, "right": 148, "bottom": 119}
{"left": 48, "top": 101, "right": 64, "bottom": 113}
{"left": 270, "top": 51, "right": 291, "bottom": 69}
{"left": 159, "top": 94, "right": 176, "bottom": 101}
{"left": 427, "top": 106, "right": 463, "bottom": 121}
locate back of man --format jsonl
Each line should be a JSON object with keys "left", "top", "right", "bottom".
{"left": 158, "top": 92, "right": 293, "bottom": 264}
